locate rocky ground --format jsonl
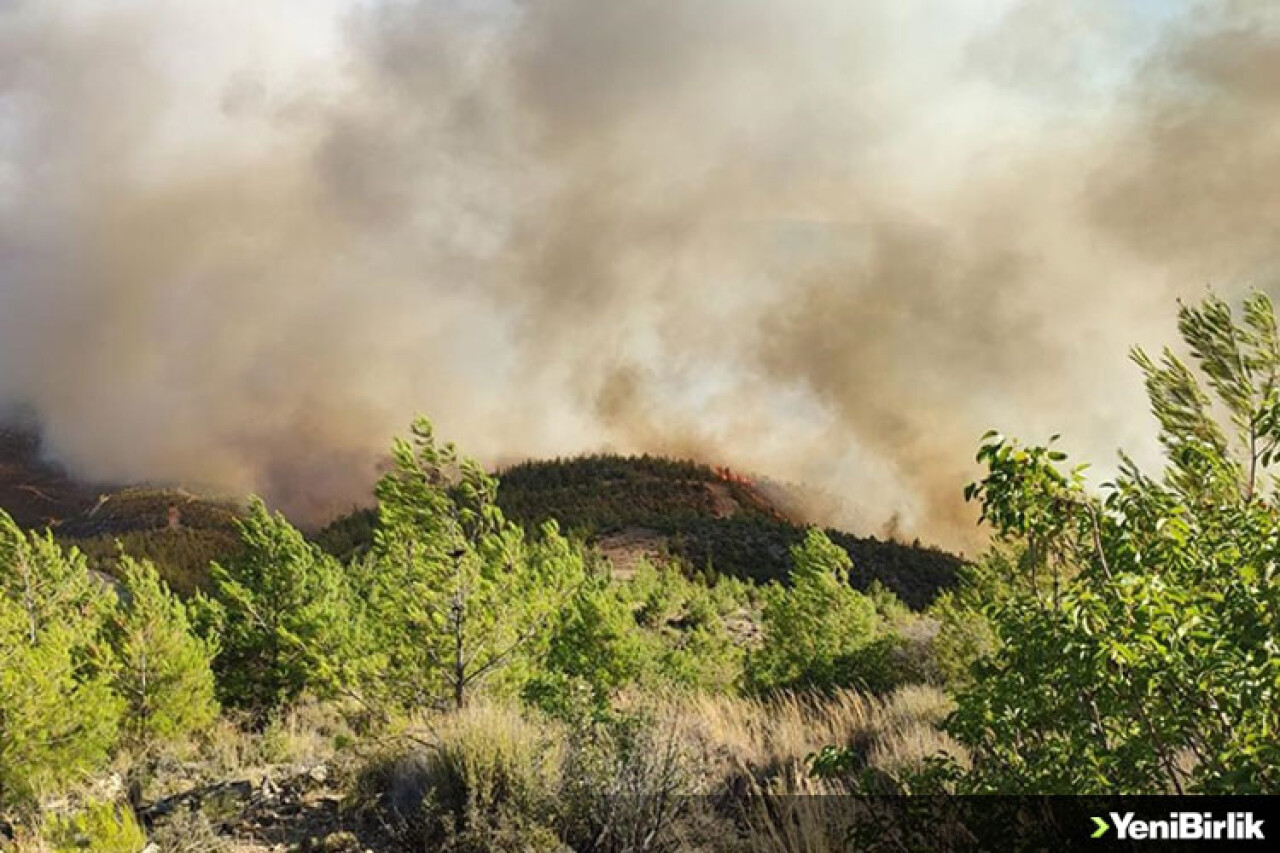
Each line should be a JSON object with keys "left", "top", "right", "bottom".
{"left": 132, "top": 762, "right": 390, "bottom": 853}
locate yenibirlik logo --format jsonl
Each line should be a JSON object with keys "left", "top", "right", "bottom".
{"left": 1091, "top": 812, "right": 1265, "bottom": 841}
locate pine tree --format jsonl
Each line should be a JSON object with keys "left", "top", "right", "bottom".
{"left": 108, "top": 557, "right": 218, "bottom": 750}
{"left": 208, "top": 499, "right": 360, "bottom": 715}
{"left": 367, "top": 417, "right": 586, "bottom": 710}
{"left": 0, "top": 512, "right": 121, "bottom": 809}
{"left": 748, "top": 528, "right": 879, "bottom": 692}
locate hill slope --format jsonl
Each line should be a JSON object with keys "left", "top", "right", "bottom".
{"left": 493, "top": 455, "right": 963, "bottom": 608}
{"left": 60, "top": 487, "right": 245, "bottom": 595}
{"left": 0, "top": 420, "right": 102, "bottom": 528}
{"left": 0, "top": 420, "right": 244, "bottom": 594}
{"left": 2, "top": 422, "right": 962, "bottom": 607}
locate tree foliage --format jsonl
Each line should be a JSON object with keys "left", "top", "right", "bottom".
{"left": 953, "top": 292, "right": 1280, "bottom": 793}
{"left": 107, "top": 557, "right": 218, "bottom": 749}
{"left": 0, "top": 513, "right": 120, "bottom": 809}
{"left": 206, "top": 498, "right": 359, "bottom": 715}
{"left": 527, "top": 559, "right": 748, "bottom": 715}
{"left": 367, "top": 417, "right": 586, "bottom": 710}
{"left": 523, "top": 567, "right": 650, "bottom": 715}
{"left": 748, "top": 529, "right": 882, "bottom": 693}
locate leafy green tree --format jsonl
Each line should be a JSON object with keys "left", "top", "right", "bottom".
{"left": 748, "top": 528, "right": 880, "bottom": 693}
{"left": 644, "top": 573, "right": 745, "bottom": 693}
{"left": 927, "top": 554, "right": 1005, "bottom": 689}
{"left": 0, "top": 513, "right": 121, "bottom": 809}
{"left": 207, "top": 499, "right": 360, "bottom": 716}
{"left": 523, "top": 568, "right": 649, "bottom": 715}
{"left": 367, "top": 417, "right": 586, "bottom": 710}
{"left": 952, "top": 292, "right": 1280, "bottom": 793}
{"left": 107, "top": 557, "right": 218, "bottom": 750}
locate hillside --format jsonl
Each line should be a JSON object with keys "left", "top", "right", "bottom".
{"left": 1, "top": 421, "right": 961, "bottom": 607}
{"left": 317, "top": 454, "right": 963, "bottom": 608}
{"left": 495, "top": 455, "right": 963, "bottom": 608}
{"left": 60, "top": 488, "right": 245, "bottom": 596}
{"left": 0, "top": 419, "right": 244, "bottom": 595}
{"left": 0, "top": 419, "right": 102, "bottom": 528}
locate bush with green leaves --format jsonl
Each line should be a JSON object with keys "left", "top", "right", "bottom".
{"left": 527, "top": 558, "right": 747, "bottom": 715}
{"left": 950, "top": 292, "right": 1280, "bottom": 793}
{"left": 747, "top": 529, "right": 884, "bottom": 693}
{"left": 108, "top": 557, "right": 219, "bottom": 750}
{"left": 40, "top": 801, "right": 146, "bottom": 853}
{"left": 926, "top": 556, "right": 1004, "bottom": 689}
{"left": 650, "top": 589, "right": 745, "bottom": 694}
{"left": 0, "top": 513, "right": 121, "bottom": 810}
{"left": 524, "top": 569, "right": 650, "bottom": 715}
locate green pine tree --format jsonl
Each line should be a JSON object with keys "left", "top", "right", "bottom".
{"left": 367, "top": 417, "right": 586, "bottom": 710}
{"left": 108, "top": 557, "right": 218, "bottom": 750}
{"left": 748, "top": 528, "right": 879, "bottom": 693}
{"left": 0, "top": 512, "right": 121, "bottom": 810}
{"left": 207, "top": 498, "right": 361, "bottom": 716}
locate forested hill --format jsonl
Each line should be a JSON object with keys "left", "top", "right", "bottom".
{"left": 0, "top": 420, "right": 102, "bottom": 528}
{"left": 2, "top": 423, "right": 962, "bottom": 608}
{"left": 317, "top": 455, "right": 963, "bottom": 608}
{"left": 0, "top": 420, "right": 242, "bottom": 595}
{"left": 494, "top": 455, "right": 963, "bottom": 609}
{"left": 496, "top": 454, "right": 791, "bottom": 529}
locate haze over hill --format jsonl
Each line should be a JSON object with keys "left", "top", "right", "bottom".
{"left": 5, "top": 1, "right": 1280, "bottom": 548}
{"left": 0, "top": 414, "right": 102, "bottom": 528}
{"left": 0, "top": 415, "right": 245, "bottom": 593}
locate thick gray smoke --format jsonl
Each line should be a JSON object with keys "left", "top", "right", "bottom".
{"left": 2, "top": 0, "right": 1276, "bottom": 548}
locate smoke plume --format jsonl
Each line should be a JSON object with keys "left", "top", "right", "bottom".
{"left": 2, "top": 0, "right": 1278, "bottom": 548}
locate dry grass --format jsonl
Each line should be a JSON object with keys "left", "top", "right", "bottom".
{"left": 659, "top": 685, "right": 967, "bottom": 792}
{"left": 199, "top": 700, "right": 355, "bottom": 780}
{"left": 347, "top": 687, "right": 967, "bottom": 851}
{"left": 351, "top": 702, "right": 567, "bottom": 850}
{"left": 5, "top": 688, "right": 965, "bottom": 853}
{"left": 650, "top": 687, "right": 969, "bottom": 852}
{"left": 365, "top": 685, "right": 966, "bottom": 802}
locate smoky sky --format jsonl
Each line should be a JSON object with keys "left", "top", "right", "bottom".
{"left": 1, "top": 0, "right": 1277, "bottom": 548}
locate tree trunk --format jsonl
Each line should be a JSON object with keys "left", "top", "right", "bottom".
{"left": 452, "top": 591, "right": 466, "bottom": 710}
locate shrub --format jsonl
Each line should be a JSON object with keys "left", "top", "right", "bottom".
{"left": 353, "top": 704, "right": 564, "bottom": 851}
{"left": 40, "top": 802, "right": 146, "bottom": 853}
{"left": 529, "top": 560, "right": 748, "bottom": 713}
{"left": 557, "top": 707, "right": 705, "bottom": 853}
{"left": 926, "top": 558, "right": 1002, "bottom": 689}
{"left": 146, "top": 806, "right": 232, "bottom": 853}
{"left": 747, "top": 529, "right": 880, "bottom": 693}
